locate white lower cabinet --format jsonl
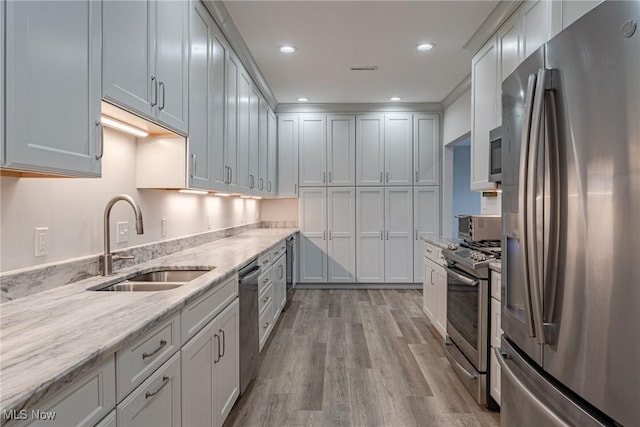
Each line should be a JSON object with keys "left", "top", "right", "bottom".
{"left": 423, "top": 242, "right": 447, "bottom": 339}
{"left": 356, "top": 188, "right": 385, "bottom": 282}
{"left": 413, "top": 187, "right": 440, "bottom": 282}
{"left": 490, "top": 269, "right": 502, "bottom": 406}
{"left": 95, "top": 410, "right": 116, "bottom": 427}
{"left": 117, "top": 353, "right": 181, "bottom": 427}
{"left": 182, "top": 298, "right": 239, "bottom": 427}
{"left": 384, "top": 187, "right": 413, "bottom": 282}
{"left": 299, "top": 188, "right": 328, "bottom": 282}
{"left": 272, "top": 254, "right": 287, "bottom": 316}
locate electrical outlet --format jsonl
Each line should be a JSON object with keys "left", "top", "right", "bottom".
{"left": 116, "top": 221, "right": 129, "bottom": 243}
{"left": 207, "top": 213, "right": 214, "bottom": 230}
{"left": 34, "top": 227, "right": 48, "bottom": 257}
{"left": 161, "top": 218, "right": 168, "bottom": 237}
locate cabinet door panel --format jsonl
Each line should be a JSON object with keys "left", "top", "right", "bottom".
{"left": 248, "top": 88, "right": 260, "bottom": 190}
{"left": 435, "top": 268, "right": 447, "bottom": 337}
{"left": 277, "top": 115, "right": 299, "bottom": 197}
{"left": 299, "top": 188, "right": 327, "bottom": 282}
{"left": 237, "top": 71, "right": 251, "bottom": 189}
{"left": 6, "top": 0, "right": 101, "bottom": 176}
{"left": 182, "top": 321, "right": 215, "bottom": 427}
{"left": 188, "top": 3, "right": 213, "bottom": 189}
{"left": 211, "top": 33, "right": 228, "bottom": 189}
{"left": 520, "top": 0, "right": 551, "bottom": 60}
{"left": 102, "top": 0, "right": 153, "bottom": 118}
{"left": 384, "top": 114, "right": 413, "bottom": 186}
{"left": 356, "top": 188, "right": 385, "bottom": 282}
{"left": 471, "top": 39, "right": 498, "bottom": 191}
{"left": 225, "top": 53, "right": 239, "bottom": 188}
{"left": 414, "top": 114, "right": 439, "bottom": 186}
{"left": 214, "top": 299, "right": 239, "bottom": 426}
{"left": 413, "top": 187, "right": 440, "bottom": 282}
{"left": 299, "top": 115, "right": 327, "bottom": 187}
{"left": 267, "top": 110, "right": 278, "bottom": 195}
{"left": 356, "top": 115, "right": 385, "bottom": 186}
{"left": 258, "top": 100, "right": 269, "bottom": 192}
{"left": 155, "top": 0, "right": 189, "bottom": 134}
{"left": 385, "top": 187, "right": 413, "bottom": 282}
{"left": 327, "top": 115, "right": 356, "bottom": 186}
{"left": 423, "top": 257, "right": 437, "bottom": 321}
{"left": 328, "top": 188, "right": 356, "bottom": 282}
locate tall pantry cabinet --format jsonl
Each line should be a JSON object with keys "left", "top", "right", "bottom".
{"left": 296, "top": 111, "right": 440, "bottom": 284}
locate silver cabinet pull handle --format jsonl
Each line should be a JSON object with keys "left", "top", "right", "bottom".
{"left": 380, "top": 230, "right": 383, "bottom": 240}
{"left": 379, "top": 171, "right": 383, "bottom": 182}
{"left": 230, "top": 167, "right": 233, "bottom": 183}
{"left": 268, "top": 181, "right": 272, "bottom": 192}
{"left": 323, "top": 172, "right": 326, "bottom": 183}
{"left": 328, "top": 172, "right": 332, "bottom": 182}
{"left": 260, "top": 178, "right": 264, "bottom": 190}
{"left": 96, "top": 121, "right": 104, "bottom": 160}
{"left": 151, "top": 76, "right": 158, "bottom": 107}
{"left": 430, "top": 269, "right": 434, "bottom": 285}
{"left": 386, "top": 172, "right": 389, "bottom": 182}
{"left": 159, "top": 81, "right": 166, "bottom": 110}
{"left": 191, "top": 153, "right": 196, "bottom": 177}
{"left": 263, "top": 322, "right": 270, "bottom": 330}
{"left": 219, "top": 329, "right": 225, "bottom": 358}
{"left": 214, "top": 334, "right": 220, "bottom": 363}
{"left": 386, "top": 230, "right": 389, "bottom": 240}
{"left": 145, "top": 376, "right": 170, "bottom": 399}
{"left": 329, "top": 230, "right": 332, "bottom": 240}
{"left": 415, "top": 229, "right": 418, "bottom": 240}
{"left": 226, "top": 166, "right": 231, "bottom": 184}
{"left": 415, "top": 171, "right": 419, "bottom": 183}
{"left": 263, "top": 296, "right": 269, "bottom": 303}
{"left": 274, "top": 251, "right": 279, "bottom": 257}
{"left": 294, "top": 183, "right": 297, "bottom": 194}
{"left": 323, "top": 230, "right": 326, "bottom": 240}
{"left": 142, "top": 339, "right": 167, "bottom": 359}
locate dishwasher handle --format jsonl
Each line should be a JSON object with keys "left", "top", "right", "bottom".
{"left": 238, "top": 260, "right": 261, "bottom": 284}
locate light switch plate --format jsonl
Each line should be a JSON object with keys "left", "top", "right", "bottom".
{"left": 34, "top": 227, "right": 48, "bottom": 257}
{"left": 161, "top": 218, "right": 168, "bottom": 237}
{"left": 117, "top": 221, "right": 129, "bottom": 243}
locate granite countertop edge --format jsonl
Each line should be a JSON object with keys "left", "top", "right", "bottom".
{"left": 0, "top": 228, "right": 297, "bottom": 416}
{"left": 421, "top": 236, "right": 458, "bottom": 250}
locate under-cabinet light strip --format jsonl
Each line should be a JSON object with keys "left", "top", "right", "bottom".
{"left": 100, "top": 116, "right": 149, "bottom": 138}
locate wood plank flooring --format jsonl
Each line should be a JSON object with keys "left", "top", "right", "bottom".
{"left": 224, "top": 290, "right": 499, "bottom": 427}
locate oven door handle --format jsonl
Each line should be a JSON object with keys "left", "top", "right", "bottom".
{"left": 444, "top": 267, "right": 479, "bottom": 287}
{"left": 445, "top": 337, "right": 478, "bottom": 379}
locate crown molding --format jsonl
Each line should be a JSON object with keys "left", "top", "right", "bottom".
{"left": 275, "top": 102, "right": 443, "bottom": 114}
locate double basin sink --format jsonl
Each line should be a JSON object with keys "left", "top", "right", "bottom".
{"left": 90, "top": 268, "right": 213, "bottom": 292}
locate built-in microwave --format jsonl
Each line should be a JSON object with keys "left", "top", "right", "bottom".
{"left": 457, "top": 215, "right": 502, "bottom": 241}
{"left": 489, "top": 126, "right": 502, "bottom": 183}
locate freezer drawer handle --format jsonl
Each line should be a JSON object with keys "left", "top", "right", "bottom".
{"left": 445, "top": 338, "right": 478, "bottom": 379}
{"left": 494, "top": 348, "right": 570, "bottom": 426}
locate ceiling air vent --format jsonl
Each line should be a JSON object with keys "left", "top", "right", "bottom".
{"left": 350, "top": 65, "right": 378, "bottom": 71}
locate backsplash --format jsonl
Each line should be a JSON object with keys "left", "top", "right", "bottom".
{"left": 0, "top": 222, "right": 294, "bottom": 303}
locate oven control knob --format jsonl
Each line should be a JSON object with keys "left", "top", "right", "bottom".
{"left": 478, "top": 253, "right": 487, "bottom": 261}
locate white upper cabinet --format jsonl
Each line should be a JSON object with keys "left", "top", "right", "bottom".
{"left": 384, "top": 114, "right": 413, "bottom": 186}
{"left": 298, "top": 188, "right": 328, "bottom": 282}
{"left": 4, "top": 0, "right": 102, "bottom": 177}
{"left": 277, "top": 115, "right": 299, "bottom": 197}
{"left": 356, "top": 114, "right": 385, "bottom": 186}
{"left": 267, "top": 109, "right": 277, "bottom": 195}
{"left": 258, "top": 100, "right": 269, "bottom": 192}
{"left": 562, "top": 0, "right": 602, "bottom": 30}
{"left": 356, "top": 188, "right": 385, "bottom": 282}
{"left": 225, "top": 52, "right": 240, "bottom": 190}
{"left": 471, "top": 38, "right": 498, "bottom": 191}
{"left": 496, "top": 11, "right": 523, "bottom": 126}
{"left": 327, "top": 188, "right": 356, "bottom": 282}
{"left": 384, "top": 187, "right": 413, "bottom": 282}
{"left": 327, "top": 115, "right": 356, "bottom": 186}
{"left": 237, "top": 70, "right": 251, "bottom": 189}
{"left": 520, "top": 0, "right": 552, "bottom": 60}
{"left": 298, "top": 114, "right": 327, "bottom": 187}
{"left": 413, "top": 187, "right": 440, "bottom": 282}
{"left": 103, "top": 0, "right": 188, "bottom": 135}
{"left": 413, "top": 114, "right": 440, "bottom": 186}
{"left": 248, "top": 88, "right": 260, "bottom": 191}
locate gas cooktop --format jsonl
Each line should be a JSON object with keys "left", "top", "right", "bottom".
{"left": 443, "top": 240, "right": 501, "bottom": 271}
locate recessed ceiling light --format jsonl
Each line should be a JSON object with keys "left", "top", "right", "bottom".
{"left": 297, "top": 97, "right": 309, "bottom": 102}
{"left": 389, "top": 97, "right": 402, "bottom": 102}
{"left": 416, "top": 43, "right": 435, "bottom": 51}
{"left": 279, "top": 45, "right": 296, "bottom": 54}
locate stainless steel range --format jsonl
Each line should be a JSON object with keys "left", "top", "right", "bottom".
{"left": 442, "top": 240, "right": 500, "bottom": 407}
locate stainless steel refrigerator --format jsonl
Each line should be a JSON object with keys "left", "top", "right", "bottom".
{"left": 498, "top": 1, "right": 639, "bottom": 426}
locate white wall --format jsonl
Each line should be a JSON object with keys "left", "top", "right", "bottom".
{"left": 0, "top": 128, "right": 260, "bottom": 272}
{"left": 261, "top": 198, "right": 299, "bottom": 222}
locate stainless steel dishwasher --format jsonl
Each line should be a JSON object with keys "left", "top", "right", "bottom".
{"left": 238, "top": 259, "right": 261, "bottom": 395}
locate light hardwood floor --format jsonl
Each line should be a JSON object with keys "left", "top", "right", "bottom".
{"left": 224, "top": 289, "right": 500, "bottom": 427}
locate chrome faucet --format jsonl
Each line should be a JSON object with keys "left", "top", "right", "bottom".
{"left": 102, "top": 194, "right": 144, "bottom": 276}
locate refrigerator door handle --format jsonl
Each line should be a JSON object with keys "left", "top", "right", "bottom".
{"left": 518, "top": 72, "right": 538, "bottom": 339}
{"left": 494, "top": 348, "right": 570, "bottom": 426}
{"left": 527, "top": 68, "right": 549, "bottom": 345}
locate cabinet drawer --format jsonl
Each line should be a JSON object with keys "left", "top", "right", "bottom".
{"left": 424, "top": 242, "right": 443, "bottom": 265}
{"left": 116, "top": 352, "right": 181, "bottom": 427}
{"left": 116, "top": 313, "right": 180, "bottom": 401}
{"left": 258, "top": 282, "right": 273, "bottom": 317}
{"left": 258, "top": 252, "right": 272, "bottom": 270}
{"left": 7, "top": 357, "right": 116, "bottom": 427}
{"left": 491, "top": 297, "right": 503, "bottom": 349}
{"left": 94, "top": 410, "right": 116, "bottom": 427}
{"left": 491, "top": 270, "right": 502, "bottom": 301}
{"left": 258, "top": 269, "right": 272, "bottom": 297}
{"left": 258, "top": 300, "right": 274, "bottom": 351}
{"left": 271, "top": 242, "right": 286, "bottom": 261}
{"left": 181, "top": 274, "right": 238, "bottom": 344}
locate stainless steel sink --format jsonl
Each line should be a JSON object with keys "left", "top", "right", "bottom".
{"left": 90, "top": 268, "right": 213, "bottom": 292}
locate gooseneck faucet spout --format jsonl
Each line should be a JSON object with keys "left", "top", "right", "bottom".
{"left": 102, "top": 194, "right": 144, "bottom": 276}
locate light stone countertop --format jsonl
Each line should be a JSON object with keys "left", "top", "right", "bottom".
{"left": 489, "top": 260, "right": 502, "bottom": 272}
{"left": 0, "top": 228, "right": 297, "bottom": 416}
{"left": 421, "top": 236, "right": 459, "bottom": 250}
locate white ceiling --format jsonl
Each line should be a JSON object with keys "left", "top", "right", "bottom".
{"left": 223, "top": 0, "right": 499, "bottom": 105}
